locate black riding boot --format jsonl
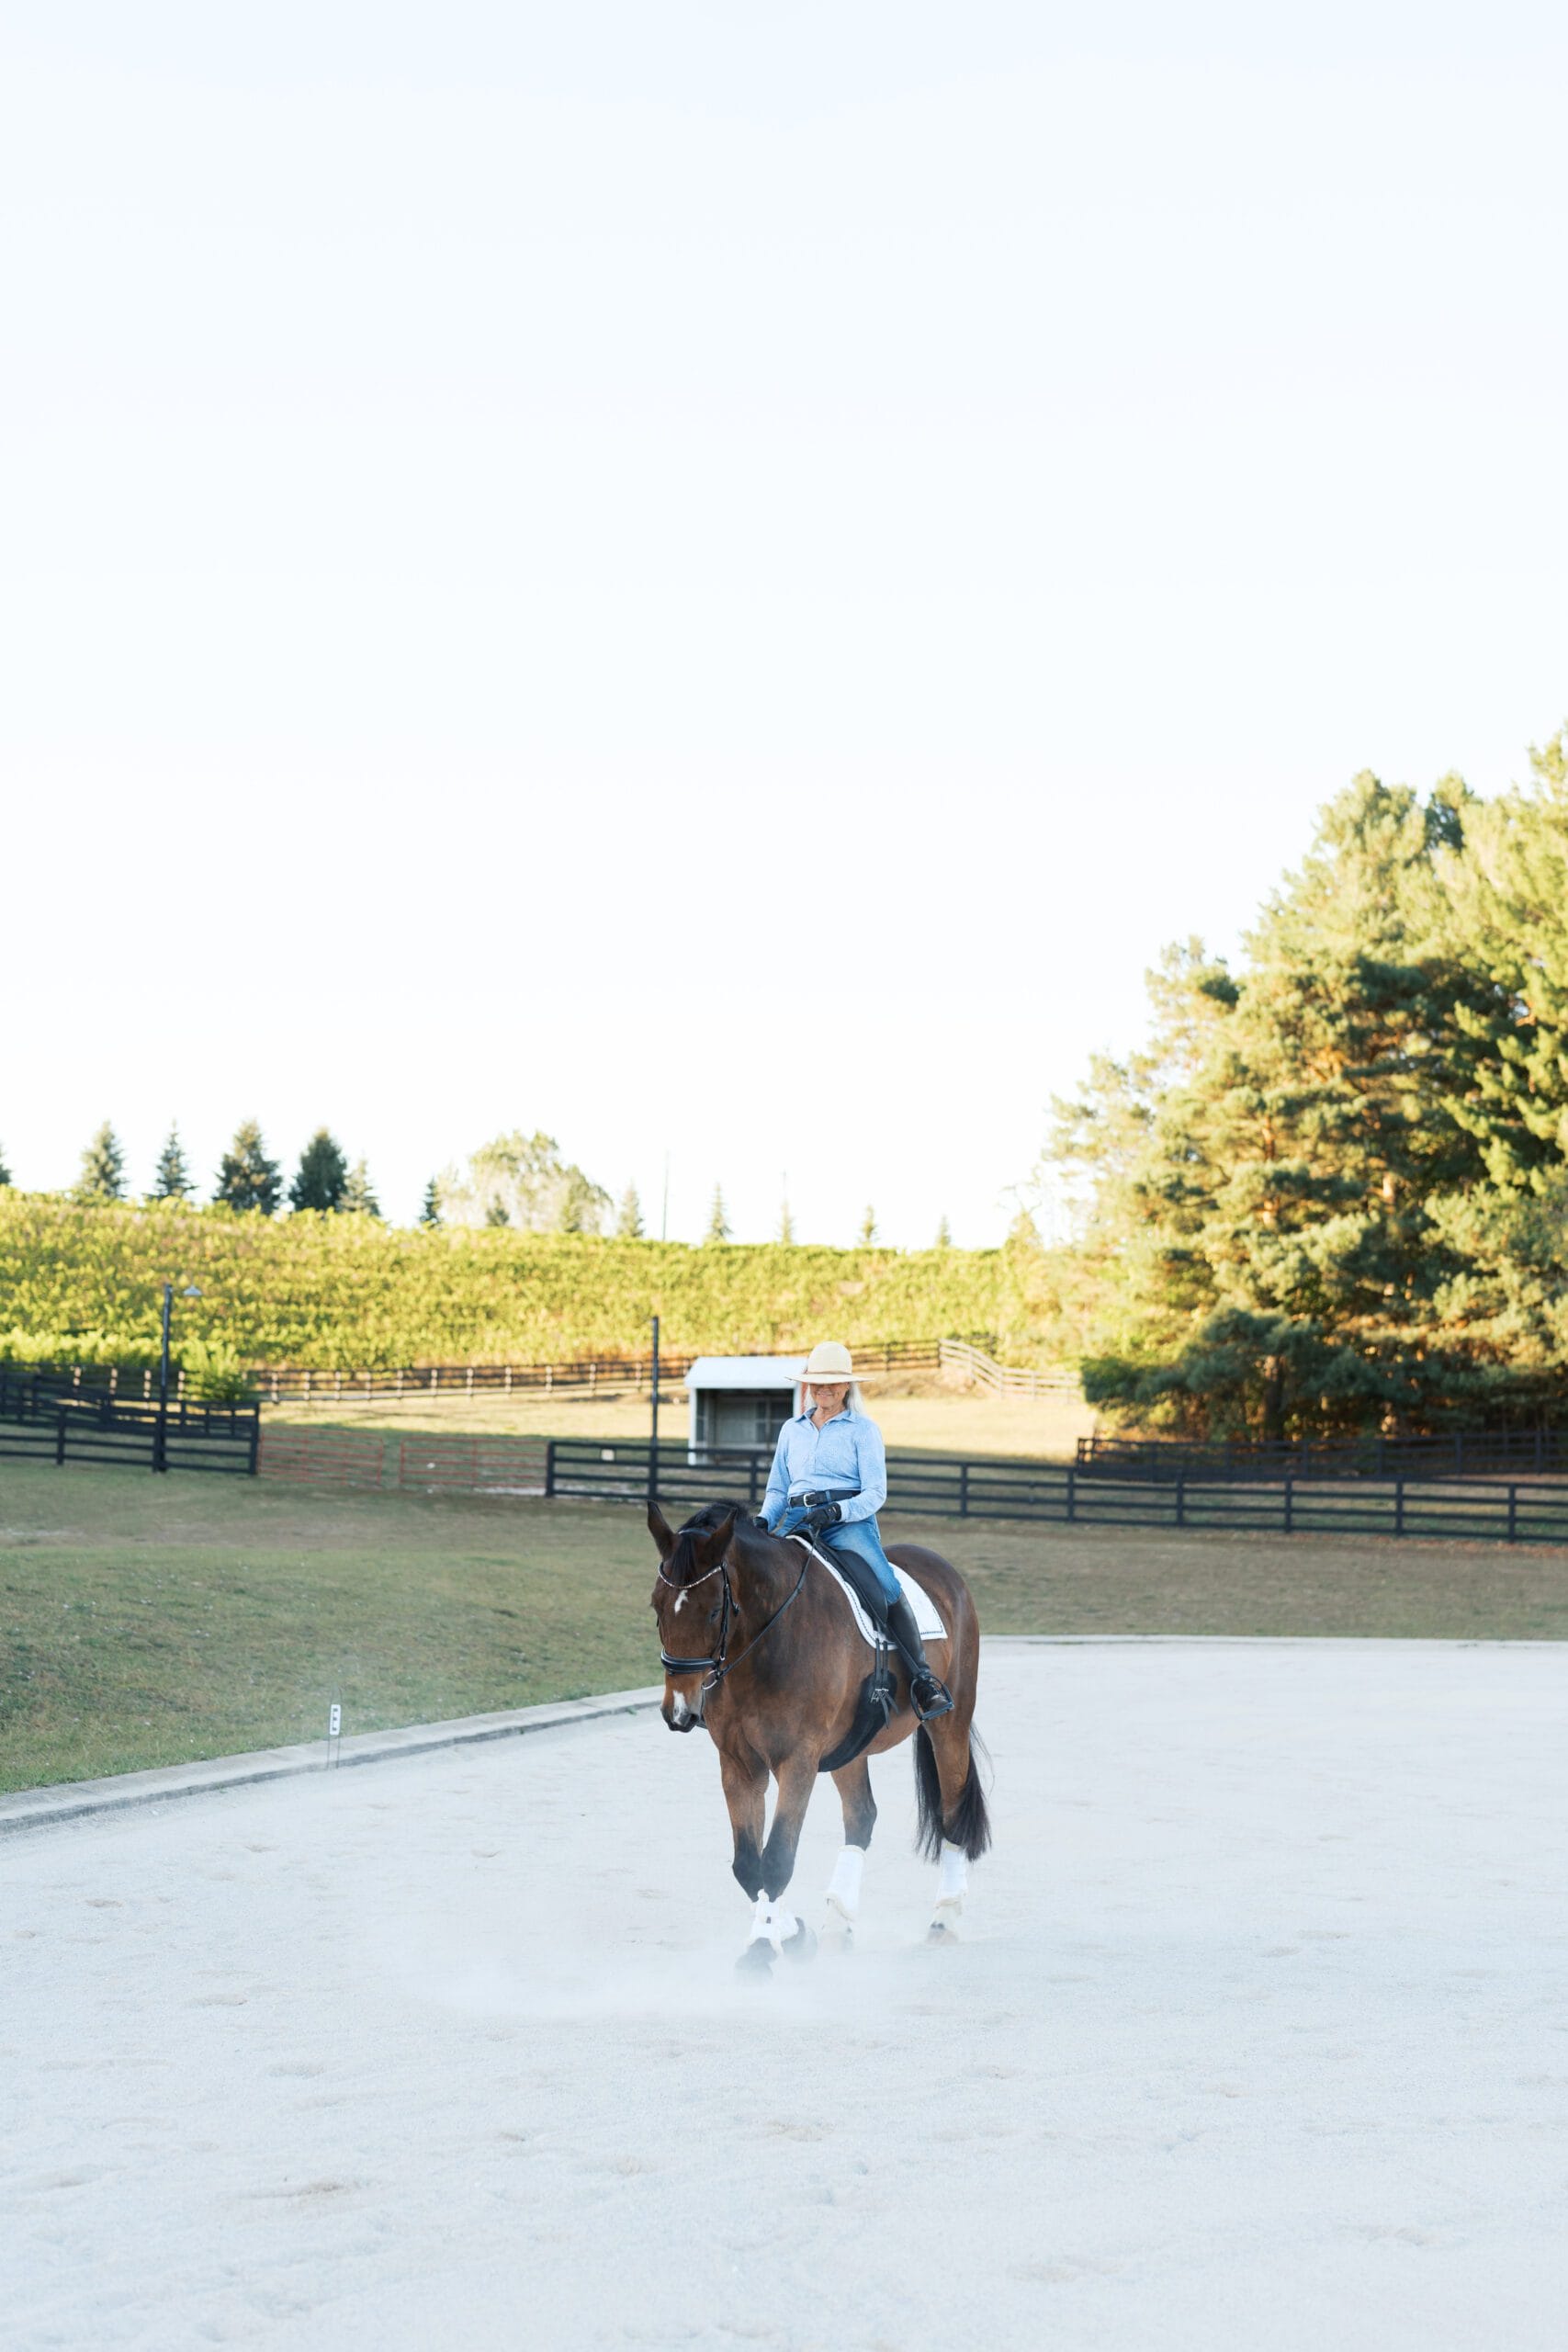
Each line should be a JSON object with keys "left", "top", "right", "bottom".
{"left": 885, "top": 1594, "right": 953, "bottom": 1720}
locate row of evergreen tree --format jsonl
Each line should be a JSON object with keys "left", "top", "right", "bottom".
{"left": 1050, "top": 731, "right": 1568, "bottom": 1436}
{"left": 0, "top": 1120, "right": 386, "bottom": 1218}
{"left": 0, "top": 1123, "right": 959, "bottom": 1248}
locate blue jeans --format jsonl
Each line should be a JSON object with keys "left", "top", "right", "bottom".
{"left": 776, "top": 1504, "right": 901, "bottom": 1609}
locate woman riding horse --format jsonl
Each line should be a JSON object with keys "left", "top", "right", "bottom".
{"left": 761, "top": 1340, "right": 953, "bottom": 1720}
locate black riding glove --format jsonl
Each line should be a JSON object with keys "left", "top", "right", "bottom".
{"left": 798, "top": 1500, "right": 842, "bottom": 1535}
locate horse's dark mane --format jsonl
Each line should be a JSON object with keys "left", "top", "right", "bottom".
{"left": 667, "top": 1499, "right": 751, "bottom": 1585}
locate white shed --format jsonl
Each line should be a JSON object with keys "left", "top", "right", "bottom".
{"left": 685, "top": 1355, "right": 807, "bottom": 1464}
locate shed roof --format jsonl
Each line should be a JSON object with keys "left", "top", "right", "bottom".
{"left": 684, "top": 1354, "right": 807, "bottom": 1391}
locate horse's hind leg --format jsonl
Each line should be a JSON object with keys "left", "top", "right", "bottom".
{"left": 823, "top": 1758, "right": 877, "bottom": 1945}
{"left": 921, "top": 1713, "right": 984, "bottom": 1943}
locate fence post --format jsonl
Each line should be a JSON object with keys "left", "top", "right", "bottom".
{"left": 959, "top": 1462, "right": 969, "bottom": 1518}
{"left": 56, "top": 1409, "right": 67, "bottom": 1466}
{"left": 1507, "top": 1484, "right": 1517, "bottom": 1544}
{"left": 544, "top": 1441, "right": 557, "bottom": 1499}
{"left": 1283, "top": 1474, "right": 1293, "bottom": 1535}
{"left": 1394, "top": 1477, "right": 1404, "bottom": 1539}
{"left": 248, "top": 1412, "right": 261, "bottom": 1476}
{"left": 1175, "top": 1473, "right": 1186, "bottom": 1529}
{"left": 1066, "top": 1466, "right": 1076, "bottom": 1523}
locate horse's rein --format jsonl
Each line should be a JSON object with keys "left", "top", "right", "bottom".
{"left": 657, "top": 1550, "right": 808, "bottom": 1692}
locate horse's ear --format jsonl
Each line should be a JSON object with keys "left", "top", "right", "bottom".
{"left": 696, "top": 1509, "right": 737, "bottom": 1567}
{"left": 647, "top": 1500, "right": 676, "bottom": 1559}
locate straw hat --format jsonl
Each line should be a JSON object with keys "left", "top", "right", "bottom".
{"left": 801, "top": 1340, "right": 860, "bottom": 1385}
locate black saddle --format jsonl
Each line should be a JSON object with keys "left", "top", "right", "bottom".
{"left": 816, "top": 1538, "right": 896, "bottom": 1636}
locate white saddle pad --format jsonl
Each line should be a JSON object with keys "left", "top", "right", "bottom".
{"left": 789, "top": 1538, "right": 947, "bottom": 1650}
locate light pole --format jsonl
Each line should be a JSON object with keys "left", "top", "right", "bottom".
{"left": 648, "top": 1314, "right": 660, "bottom": 1505}
{"left": 155, "top": 1282, "right": 202, "bottom": 1474}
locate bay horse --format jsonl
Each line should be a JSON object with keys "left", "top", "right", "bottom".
{"left": 648, "top": 1498, "right": 991, "bottom": 1968}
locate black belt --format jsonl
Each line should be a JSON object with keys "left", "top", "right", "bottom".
{"left": 792, "top": 1487, "right": 860, "bottom": 1509}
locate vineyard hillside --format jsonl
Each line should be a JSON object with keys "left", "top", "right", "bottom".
{"left": 0, "top": 1195, "right": 1047, "bottom": 1371}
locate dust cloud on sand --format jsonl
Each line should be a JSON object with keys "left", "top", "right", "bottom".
{"left": 5, "top": 1640, "right": 1564, "bottom": 2350}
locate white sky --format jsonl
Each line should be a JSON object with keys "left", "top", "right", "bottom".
{"left": 3, "top": 2, "right": 1565, "bottom": 1246}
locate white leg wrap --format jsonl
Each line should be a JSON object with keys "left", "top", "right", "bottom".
{"left": 937, "top": 1840, "right": 968, "bottom": 1908}
{"left": 750, "top": 1893, "right": 798, "bottom": 1949}
{"left": 826, "top": 1845, "right": 865, "bottom": 1921}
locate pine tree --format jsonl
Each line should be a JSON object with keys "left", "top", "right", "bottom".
{"left": 1441, "top": 729, "right": 1568, "bottom": 1192}
{"left": 935, "top": 1214, "right": 953, "bottom": 1248}
{"left": 777, "top": 1199, "right": 795, "bottom": 1245}
{"left": 615, "top": 1183, "right": 644, "bottom": 1238}
{"left": 289, "top": 1129, "right": 349, "bottom": 1213}
{"left": 74, "top": 1121, "right": 126, "bottom": 1202}
{"left": 705, "top": 1185, "right": 730, "bottom": 1244}
{"left": 419, "top": 1176, "right": 441, "bottom": 1228}
{"left": 0, "top": 1139, "right": 10, "bottom": 1187}
{"left": 341, "top": 1158, "right": 380, "bottom": 1216}
{"left": 1052, "top": 773, "right": 1506, "bottom": 1437}
{"left": 859, "top": 1205, "right": 877, "bottom": 1246}
{"left": 152, "top": 1124, "right": 193, "bottom": 1200}
{"left": 214, "top": 1119, "right": 282, "bottom": 1216}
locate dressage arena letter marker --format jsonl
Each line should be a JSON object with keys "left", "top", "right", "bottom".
{"left": 327, "top": 1702, "right": 342, "bottom": 1769}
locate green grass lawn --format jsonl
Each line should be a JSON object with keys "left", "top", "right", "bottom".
{"left": 3, "top": 1460, "right": 1565, "bottom": 1792}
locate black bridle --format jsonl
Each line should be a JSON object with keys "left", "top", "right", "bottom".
{"left": 658, "top": 1544, "right": 809, "bottom": 1693}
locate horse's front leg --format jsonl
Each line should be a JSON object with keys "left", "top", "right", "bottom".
{"left": 739, "top": 1754, "right": 819, "bottom": 1970}
{"left": 823, "top": 1757, "right": 877, "bottom": 1947}
{"left": 719, "top": 1745, "right": 768, "bottom": 1902}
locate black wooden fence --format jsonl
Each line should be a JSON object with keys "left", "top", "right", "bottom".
{"left": 541, "top": 1440, "right": 1568, "bottom": 1545}
{"left": 1078, "top": 1428, "right": 1568, "bottom": 1482}
{"left": 0, "top": 1376, "right": 259, "bottom": 1476}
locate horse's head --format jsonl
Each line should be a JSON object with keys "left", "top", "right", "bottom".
{"left": 648, "top": 1499, "right": 739, "bottom": 1732}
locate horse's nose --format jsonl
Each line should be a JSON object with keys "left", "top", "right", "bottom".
{"left": 664, "top": 1688, "right": 703, "bottom": 1733}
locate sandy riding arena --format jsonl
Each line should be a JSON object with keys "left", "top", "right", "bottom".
{"left": 6, "top": 1638, "right": 1564, "bottom": 2350}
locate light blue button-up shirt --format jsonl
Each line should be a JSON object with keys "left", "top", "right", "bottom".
{"left": 761, "top": 1408, "right": 887, "bottom": 1528}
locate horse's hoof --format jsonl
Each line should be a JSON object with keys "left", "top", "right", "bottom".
{"left": 780, "top": 1921, "right": 817, "bottom": 1965}
{"left": 926, "top": 1911, "right": 962, "bottom": 1944}
{"left": 736, "top": 1939, "right": 775, "bottom": 1974}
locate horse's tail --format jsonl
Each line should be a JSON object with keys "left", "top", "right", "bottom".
{"left": 913, "top": 1723, "right": 993, "bottom": 1863}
